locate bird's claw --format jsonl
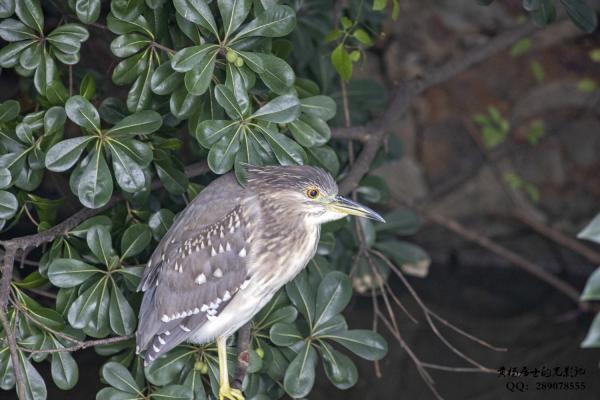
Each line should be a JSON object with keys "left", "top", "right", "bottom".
{"left": 219, "top": 384, "right": 244, "bottom": 400}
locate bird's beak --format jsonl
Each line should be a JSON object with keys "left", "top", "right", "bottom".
{"left": 328, "top": 195, "right": 385, "bottom": 223}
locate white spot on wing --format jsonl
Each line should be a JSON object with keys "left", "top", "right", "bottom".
{"left": 158, "top": 336, "right": 166, "bottom": 345}
{"left": 213, "top": 268, "right": 223, "bottom": 278}
{"left": 195, "top": 273, "right": 206, "bottom": 285}
{"left": 239, "top": 248, "right": 246, "bottom": 257}
{"left": 161, "top": 315, "right": 170, "bottom": 322}
{"left": 180, "top": 324, "right": 191, "bottom": 332}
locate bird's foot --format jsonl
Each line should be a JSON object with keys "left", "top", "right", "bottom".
{"left": 219, "top": 384, "right": 244, "bottom": 400}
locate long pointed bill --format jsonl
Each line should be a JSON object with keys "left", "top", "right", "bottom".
{"left": 329, "top": 195, "right": 385, "bottom": 223}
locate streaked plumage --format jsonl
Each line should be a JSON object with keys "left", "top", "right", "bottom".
{"left": 136, "top": 165, "right": 339, "bottom": 364}
{"left": 136, "top": 164, "right": 383, "bottom": 400}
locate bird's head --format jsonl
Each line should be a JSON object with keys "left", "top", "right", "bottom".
{"left": 244, "top": 164, "right": 385, "bottom": 225}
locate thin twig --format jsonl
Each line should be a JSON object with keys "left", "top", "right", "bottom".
{"left": 26, "top": 335, "right": 133, "bottom": 354}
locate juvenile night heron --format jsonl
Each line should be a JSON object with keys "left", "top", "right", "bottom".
{"left": 136, "top": 164, "right": 384, "bottom": 400}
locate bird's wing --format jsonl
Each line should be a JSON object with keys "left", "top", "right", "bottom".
{"left": 136, "top": 174, "right": 254, "bottom": 364}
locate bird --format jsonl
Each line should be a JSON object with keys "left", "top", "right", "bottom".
{"left": 135, "top": 164, "right": 384, "bottom": 400}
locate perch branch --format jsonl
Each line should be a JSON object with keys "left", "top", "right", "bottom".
{"left": 26, "top": 335, "right": 133, "bottom": 355}
{"left": 337, "top": 21, "right": 538, "bottom": 194}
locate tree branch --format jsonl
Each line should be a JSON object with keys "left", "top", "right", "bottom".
{"left": 337, "top": 21, "right": 539, "bottom": 195}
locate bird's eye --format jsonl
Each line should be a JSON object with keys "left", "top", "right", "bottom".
{"left": 306, "top": 188, "right": 320, "bottom": 199}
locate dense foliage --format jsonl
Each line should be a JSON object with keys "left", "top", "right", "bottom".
{"left": 0, "top": 0, "right": 597, "bottom": 399}
{"left": 0, "top": 1, "right": 402, "bottom": 399}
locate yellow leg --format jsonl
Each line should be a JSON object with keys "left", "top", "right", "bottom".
{"left": 217, "top": 336, "right": 244, "bottom": 400}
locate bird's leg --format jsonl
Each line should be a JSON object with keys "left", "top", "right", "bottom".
{"left": 217, "top": 336, "right": 244, "bottom": 400}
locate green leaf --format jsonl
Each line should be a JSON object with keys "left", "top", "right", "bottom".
{"left": 531, "top": 0, "right": 556, "bottom": 25}
{"left": 66, "top": 95, "right": 101, "bottom": 132}
{"left": 107, "top": 110, "right": 162, "bottom": 138}
{"left": 0, "top": 40, "right": 32, "bottom": 68}
{"left": 109, "top": 284, "right": 136, "bottom": 335}
{"left": 145, "top": 347, "right": 194, "bottom": 385}
{"left": 0, "top": 168, "right": 10, "bottom": 189}
{"left": 331, "top": 43, "right": 352, "bottom": 81}
{"left": 578, "top": 213, "right": 600, "bottom": 244}
{"left": 151, "top": 61, "right": 183, "bottom": 95}
{"left": 110, "top": 0, "right": 143, "bottom": 21}
{"left": 45, "top": 136, "right": 94, "bottom": 172}
{"left": 155, "top": 159, "right": 189, "bottom": 195}
{"left": 96, "top": 387, "right": 140, "bottom": 400}
{"left": 173, "top": 0, "right": 218, "bottom": 36}
{"left": 15, "top": 0, "right": 43, "bottom": 34}
{"left": 258, "top": 126, "right": 305, "bottom": 165}
{"left": 171, "top": 44, "right": 218, "bottom": 72}
{"left": 102, "top": 361, "right": 141, "bottom": 394}
{"left": 87, "top": 225, "right": 115, "bottom": 265}
{"left": 207, "top": 127, "right": 242, "bottom": 174}
{"left": 306, "top": 146, "right": 340, "bottom": 176}
{"left": 110, "top": 33, "right": 151, "bottom": 58}
{"left": 289, "top": 115, "right": 330, "bottom": 147}
{"left": 234, "top": 5, "right": 296, "bottom": 39}
{"left": 127, "top": 57, "right": 154, "bottom": 112}
{"left": 33, "top": 50, "right": 56, "bottom": 96}
{"left": 283, "top": 342, "right": 317, "bottom": 398}
{"left": 561, "top": 0, "right": 597, "bottom": 33}
{"left": 0, "top": 18, "right": 36, "bottom": 41}
{"left": 44, "top": 106, "right": 66, "bottom": 135}
{"left": 0, "top": 99, "right": 20, "bottom": 122}
{"left": 582, "top": 312, "right": 600, "bottom": 347}
{"left": 70, "top": 215, "right": 112, "bottom": 237}
{"left": 184, "top": 52, "right": 217, "bottom": 96}
{"left": 18, "top": 350, "right": 47, "bottom": 400}
{"left": 0, "top": 190, "right": 18, "bottom": 220}
{"left": 252, "top": 94, "right": 300, "bottom": 123}
{"left": 77, "top": 149, "right": 113, "bottom": 209}
{"left": 196, "top": 120, "right": 238, "bottom": 148}
{"left": 151, "top": 384, "right": 194, "bottom": 399}
{"left": 48, "top": 258, "right": 102, "bottom": 288}
{"left": 252, "top": 53, "right": 295, "bottom": 95}
{"left": 108, "top": 144, "right": 146, "bottom": 193}
{"left": 113, "top": 51, "right": 149, "bottom": 86}
{"left": 352, "top": 28, "right": 372, "bottom": 46}
{"left": 319, "top": 341, "right": 357, "bottom": 389}
{"left": 46, "top": 80, "right": 69, "bottom": 105}
{"left": 581, "top": 267, "right": 600, "bottom": 301}
{"left": 314, "top": 271, "right": 352, "bottom": 328}
{"left": 324, "top": 329, "right": 388, "bottom": 361}
{"left": 21, "top": 292, "right": 65, "bottom": 331}
{"left": 14, "top": 271, "right": 47, "bottom": 289}
{"left": 75, "top": 0, "right": 101, "bottom": 24}
{"left": 169, "top": 86, "right": 201, "bottom": 119}
{"left": 269, "top": 322, "right": 303, "bottom": 346}
{"left": 149, "top": 209, "right": 175, "bottom": 240}
{"left": 214, "top": 84, "right": 243, "bottom": 119}
{"left": 285, "top": 271, "right": 315, "bottom": 326}
{"left": 510, "top": 38, "right": 531, "bottom": 57}
{"left": 300, "top": 95, "right": 337, "bottom": 121}
{"left": 0, "top": 0, "right": 14, "bottom": 18}
{"left": 121, "top": 223, "right": 152, "bottom": 258}
{"left": 50, "top": 337, "right": 79, "bottom": 390}
{"left": 218, "top": 0, "right": 251, "bottom": 39}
